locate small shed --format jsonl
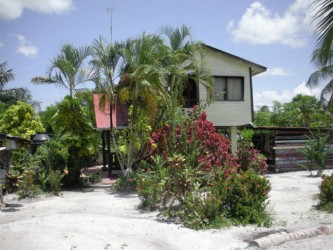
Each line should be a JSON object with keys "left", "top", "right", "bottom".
{"left": 252, "top": 127, "right": 333, "bottom": 172}
{"left": 0, "top": 133, "right": 30, "bottom": 188}
{"left": 93, "top": 93, "right": 128, "bottom": 174}
{"left": 0, "top": 133, "right": 31, "bottom": 150}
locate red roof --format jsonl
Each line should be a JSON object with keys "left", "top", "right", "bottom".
{"left": 93, "top": 93, "right": 129, "bottom": 130}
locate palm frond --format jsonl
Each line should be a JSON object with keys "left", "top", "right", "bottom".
{"left": 312, "top": 0, "right": 333, "bottom": 62}
{"left": 31, "top": 76, "right": 56, "bottom": 84}
{"left": 306, "top": 65, "right": 333, "bottom": 88}
{"left": 320, "top": 78, "right": 333, "bottom": 103}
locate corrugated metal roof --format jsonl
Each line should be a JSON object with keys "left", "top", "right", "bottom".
{"left": 93, "top": 93, "right": 129, "bottom": 130}
{"left": 93, "top": 93, "right": 111, "bottom": 130}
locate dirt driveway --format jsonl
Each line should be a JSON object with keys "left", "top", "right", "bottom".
{"left": 1, "top": 170, "right": 333, "bottom": 250}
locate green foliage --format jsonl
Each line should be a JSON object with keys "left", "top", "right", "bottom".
{"left": 0, "top": 101, "right": 44, "bottom": 139}
{"left": 299, "top": 129, "right": 332, "bottom": 176}
{"left": 182, "top": 192, "right": 228, "bottom": 230}
{"left": 135, "top": 155, "right": 169, "bottom": 209}
{"left": 112, "top": 174, "right": 136, "bottom": 192}
{"left": 8, "top": 141, "right": 69, "bottom": 197}
{"left": 86, "top": 170, "right": 102, "bottom": 184}
{"left": 254, "top": 94, "right": 333, "bottom": 128}
{"left": 116, "top": 106, "right": 152, "bottom": 159}
{"left": 16, "top": 166, "right": 42, "bottom": 199}
{"left": 46, "top": 170, "right": 66, "bottom": 195}
{"left": 237, "top": 129, "right": 268, "bottom": 174}
{"left": 31, "top": 44, "right": 96, "bottom": 98}
{"left": 7, "top": 149, "right": 35, "bottom": 193}
{"left": 134, "top": 140, "right": 271, "bottom": 229}
{"left": 132, "top": 107, "right": 272, "bottom": 229}
{"left": 49, "top": 96, "right": 99, "bottom": 185}
{"left": 136, "top": 173, "right": 164, "bottom": 210}
{"left": 239, "top": 128, "right": 254, "bottom": 141}
{"left": 34, "top": 137, "right": 68, "bottom": 171}
{"left": 10, "top": 148, "right": 35, "bottom": 172}
{"left": 318, "top": 173, "right": 333, "bottom": 213}
{"left": 38, "top": 104, "right": 58, "bottom": 134}
{"left": 222, "top": 170, "right": 271, "bottom": 225}
{"left": 253, "top": 106, "right": 273, "bottom": 126}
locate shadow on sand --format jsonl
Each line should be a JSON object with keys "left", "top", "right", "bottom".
{"left": 0, "top": 203, "right": 23, "bottom": 213}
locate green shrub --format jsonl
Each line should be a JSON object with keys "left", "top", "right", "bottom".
{"left": 46, "top": 170, "right": 66, "bottom": 195}
{"left": 112, "top": 175, "right": 136, "bottom": 192}
{"left": 136, "top": 173, "right": 164, "bottom": 210}
{"left": 299, "top": 129, "right": 332, "bottom": 176}
{"left": 222, "top": 170, "right": 271, "bottom": 226}
{"left": 237, "top": 129, "right": 268, "bottom": 174}
{"left": 16, "top": 166, "right": 42, "bottom": 199}
{"left": 318, "top": 173, "right": 333, "bottom": 212}
{"left": 134, "top": 155, "right": 169, "bottom": 209}
{"left": 182, "top": 192, "right": 228, "bottom": 229}
{"left": 134, "top": 111, "right": 272, "bottom": 228}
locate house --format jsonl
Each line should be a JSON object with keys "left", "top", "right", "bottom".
{"left": 93, "top": 43, "right": 267, "bottom": 163}
{"left": 182, "top": 44, "right": 266, "bottom": 152}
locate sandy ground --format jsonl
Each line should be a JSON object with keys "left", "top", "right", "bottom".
{"left": 1, "top": 170, "right": 333, "bottom": 250}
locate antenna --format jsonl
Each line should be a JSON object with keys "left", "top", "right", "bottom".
{"left": 107, "top": 7, "right": 113, "bottom": 44}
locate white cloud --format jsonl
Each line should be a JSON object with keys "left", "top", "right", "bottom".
{"left": 227, "top": 0, "right": 314, "bottom": 48}
{"left": 259, "top": 67, "right": 293, "bottom": 77}
{"left": 16, "top": 34, "right": 38, "bottom": 57}
{"left": 254, "top": 82, "right": 321, "bottom": 109}
{"left": 0, "top": 0, "right": 73, "bottom": 20}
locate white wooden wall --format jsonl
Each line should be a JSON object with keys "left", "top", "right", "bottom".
{"left": 199, "top": 48, "right": 253, "bottom": 127}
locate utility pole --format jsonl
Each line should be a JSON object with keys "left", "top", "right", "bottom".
{"left": 107, "top": 7, "right": 113, "bottom": 44}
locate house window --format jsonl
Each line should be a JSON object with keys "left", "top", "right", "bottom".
{"left": 213, "top": 76, "right": 244, "bottom": 101}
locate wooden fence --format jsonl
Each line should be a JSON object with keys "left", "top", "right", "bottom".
{"left": 252, "top": 127, "right": 333, "bottom": 173}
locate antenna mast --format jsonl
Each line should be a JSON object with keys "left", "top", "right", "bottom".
{"left": 107, "top": 7, "right": 113, "bottom": 44}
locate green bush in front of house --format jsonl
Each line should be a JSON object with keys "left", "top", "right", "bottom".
{"left": 131, "top": 110, "right": 271, "bottom": 229}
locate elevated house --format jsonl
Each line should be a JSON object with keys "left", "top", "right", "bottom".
{"left": 183, "top": 43, "right": 266, "bottom": 152}
{"left": 93, "top": 43, "right": 266, "bottom": 170}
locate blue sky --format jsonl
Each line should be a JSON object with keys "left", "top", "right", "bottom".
{"left": 0, "top": 0, "right": 323, "bottom": 110}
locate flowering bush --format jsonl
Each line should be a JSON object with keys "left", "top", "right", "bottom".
{"left": 236, "top": 140, "right": 268, "bottom": 174}
{"left": 134, "top": 108, "right": 272, "bottom": 229}
{"left": 149, "top": 110, "right": 238, "bottom": 173}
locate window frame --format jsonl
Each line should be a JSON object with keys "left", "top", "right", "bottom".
{"left": 213, "top": 76, "right": 244, "bottom": 101}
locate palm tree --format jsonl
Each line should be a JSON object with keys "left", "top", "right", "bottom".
{"left": 31, "top": 44, "right": 97, "bottom": 98}
{"left": 160, "top": 25, "right": 212, "bottom": 106}
{"left": 0, "top": 62, "right": 14, "bottom": 89}
{"left": 307, "top": 1, "right": 333, "bottom": 107}
{"left": 0, "top": 62, "right": 16, "bottom": 103}
{"left": 160, "top": 24, "right": 192, "bottom": 51}
{"left": 118, "top": 33, "right": 171, "bottom": 172}
{"left": 0, "top": 62, "right": 40, "bottom": 110}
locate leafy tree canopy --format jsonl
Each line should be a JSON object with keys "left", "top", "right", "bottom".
{"left": 254, "top": 94, "right": 333, "bottom": 128}
{"left": 0, "top": 101, "right": 44, "bottom": 139}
